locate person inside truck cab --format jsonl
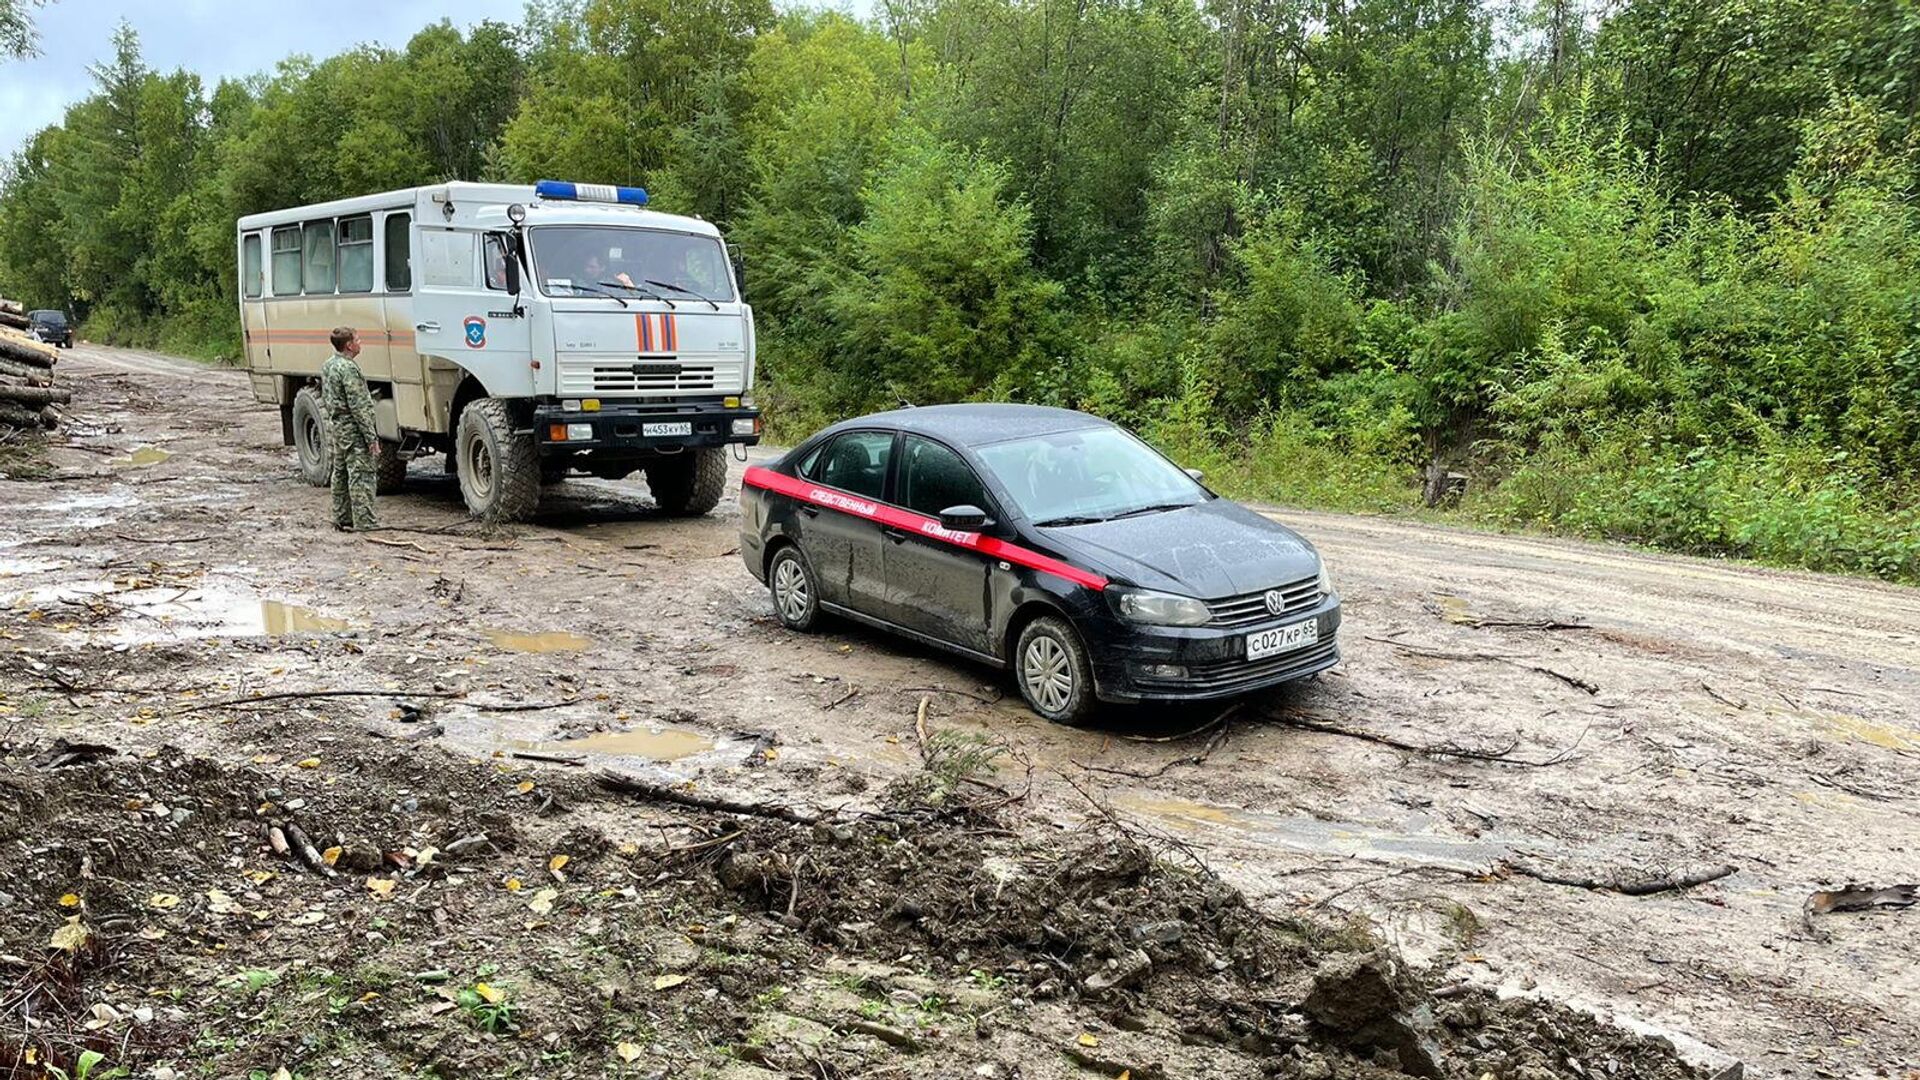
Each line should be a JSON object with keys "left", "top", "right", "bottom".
{"left": 582, "top": 252, "right": 636, "bottom": 290}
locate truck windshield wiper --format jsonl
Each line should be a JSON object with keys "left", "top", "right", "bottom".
{"left": 600, "top": 280, "right": 674, "bottom": 309}
{"left": 563, "top": 281, "right": 627, "bottom": 307}
{"left": 646, "top": 279, "right": 719, "bottom": 311}
{"left": 1033, "top": 514, "right": 1108, "bottom": 528}
{"left": 1108, "top": 502, "right": 1197, "bottom": 521}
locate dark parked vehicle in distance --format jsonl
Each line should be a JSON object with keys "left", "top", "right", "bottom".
{"left": 28, "top": 310, "right": 72, "bottom": 348}
{"left": 739, "top": 404, "right": 1341, "bottom": 724}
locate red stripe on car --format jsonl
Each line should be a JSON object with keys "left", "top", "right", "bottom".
{"left": 743, "top": 466, "right": 1108, "bottom": 591}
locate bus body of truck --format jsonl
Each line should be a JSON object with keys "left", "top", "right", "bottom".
{"left": 235, "top": 180, "right": 761, "bottom": 520}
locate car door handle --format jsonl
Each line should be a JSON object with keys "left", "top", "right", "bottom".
{"left": 797, "top": 505, "right": 818, "bottom": 518}
{"left": 883, "top": 527, "right": 909, "bottom": 544}
{"left": 415, "top": 321, "right": 440, "bottom": 332}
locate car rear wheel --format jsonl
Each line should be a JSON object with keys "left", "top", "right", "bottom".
{"left": 768, "top": 546, "right": 821, "bottom": 632}
{"left": 1015, "top": 615, "right": 1096, "bottom": 725}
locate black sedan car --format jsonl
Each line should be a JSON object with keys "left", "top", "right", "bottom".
{"left": 738, "top": 404, "right": 1340, "bottom": 723}
{"left": 28, "top": 310, "right": 72, "bottom": 348}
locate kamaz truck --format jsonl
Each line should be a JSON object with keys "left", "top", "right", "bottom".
{"left": 236, "top": 180, "right": 760, "bottom": 520}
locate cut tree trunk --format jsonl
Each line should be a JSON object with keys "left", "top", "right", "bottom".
{"left": 0, "top": 402, "right": 46, "bottom": 428}
{"left": 0, "top": 298, "right": 23, "bottom": 316}
{"left": 0, "top": 358, "right": 52, "bottom": 385}
{"left": 0, "top": 310, "right": 29, "bottom": 330}
{"left": 0, "top": 384, "right": 70, "bottom": 406}
{"left": 0, "top": 331, "right": 57, "bottom": 368}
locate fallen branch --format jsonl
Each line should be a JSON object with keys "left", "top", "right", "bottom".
{"left": 1471, "top": 619, "right": 1594, "bottom": 631}
{"left": 366, "top": 536, "right": 435, "bottom": 553}
{"left": 896, "top": 685, "right": 1003, "bottom": 706}
{"left": 821, "top": 686, "right": 860, "bottom": 711}
{"left": 1369, "top": 635, "right": 1600, "bottom": 695}
{"left": 1266, "top": 711, "right": 1587, "bottom": 767}
{"left": 594, "top": 769, "right": 829, "bottom": 825}
{"left": 1505, "top": 860, "right": 1735, "bottom": 896}
{"left": 1700, "top": 682, "right": 1747, "bottom": 711}
{"left": 1080, "top": 722, "right": 1233, "bottom": 780}
{"left": 110, "top": 532, "right": 217, "bottom": 544}
{"left": 472, "top": 698, "right": 581, "bottom": 713}
{"left": 176, "top": 688, "right": 461, "bottom": 714}
{"left": 509, "top": 751, "right": 586, "bottom": 767}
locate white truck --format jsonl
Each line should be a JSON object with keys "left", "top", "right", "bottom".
{"left": 236, "top": 180, "right": 760, "bottom": 520}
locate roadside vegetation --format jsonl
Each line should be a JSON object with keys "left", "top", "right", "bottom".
{"left": 2, "top": 0, "right": 1917, "bottom": 580}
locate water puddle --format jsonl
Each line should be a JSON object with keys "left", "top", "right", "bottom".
{"left": 1115, "top": 794, "right": 1512, "bottom": 873}
{"left": 486, "top": 629, "right": 593, "bottom": 653}
{"left": 0, "top": 556, "right": 65, "bottom": 577}
{"left": 260, "top": 601, "right": 353, "bottom": 635}
{"left": 512, "top": 725, "right": 716, "bottom": 762}
{"left": 1816, "top": 714, "right": 1920, "bottom": 752}
{"left": 118, "top": 447, "right": 172, "bottom": 467}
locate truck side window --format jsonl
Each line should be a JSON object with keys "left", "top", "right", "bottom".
{"left": 338, "top": 216, "right": 374, "bottom": 293}
{"left": 384, "top": 213, "right": 411, "bottom": 291}
{"left": 271, "top": 227, "right": 302, "bottom": 295}
{"left": 303, "top": 220, "right": 336, "bottom": 294}
{"left": 242, "top": 234, "right": 262, "bottom": 299}
{"left": 420, "top": 230, "right": 476, "bottom": 288}
{"left": 483, "top": 234, "right": 510, "bottom": 291}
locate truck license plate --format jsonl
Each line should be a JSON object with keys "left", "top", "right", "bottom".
{"left": 643, "top": 422, "right": 693, "bottom": 437}
{"left": 1245, "top": 619, "right": 1318, "bottom": 661}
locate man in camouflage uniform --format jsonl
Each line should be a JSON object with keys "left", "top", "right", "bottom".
{"left": 320, "top": 326, "right": 381, "bottom": 531}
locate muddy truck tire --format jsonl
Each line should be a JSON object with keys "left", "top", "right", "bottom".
{"left": 456, "top": 398, "right": 540, "bottom": 522}
{"left": 374, "top": 441, "right": 408, "bottom": 494}
{"left": 291, "top": 386, "right": 331, "bottom": 487}
{"left": 645, "top": 446, "right": 727, "bottom": 516}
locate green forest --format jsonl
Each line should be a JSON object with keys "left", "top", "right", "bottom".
{"left": 2, "top": 0, "right": 1918, "bottom": 580}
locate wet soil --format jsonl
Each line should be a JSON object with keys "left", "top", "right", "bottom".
{"left": 3, "top": 345, "right": 1918, "bottom": 1078}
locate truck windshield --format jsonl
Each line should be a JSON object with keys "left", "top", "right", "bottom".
{"left": 531, "top": 226, "right": 735, "bottom": 303}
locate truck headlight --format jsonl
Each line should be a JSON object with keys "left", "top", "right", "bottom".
{"left": 731, "top": 418, "right": 760, "bottom": 436}
{"left": 565, "top": 423, "right": 594, "bottom": 441}
{"left": 1111, "top": 588, "right": 1211, "bottom": 627}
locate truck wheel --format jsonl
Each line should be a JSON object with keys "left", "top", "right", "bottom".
{"left": 456, "top": 399, "right": 540, "bottom": 522}
{"left": 374, "top": 442, "right": 408, "bottom": 494}
{"left": 644, "top": 447, "right": 727, "bottom": 516}
{"left": 291, "top": 387, "right": 331, "bottom": 487}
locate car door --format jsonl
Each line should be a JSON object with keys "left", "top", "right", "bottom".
{"left": 881, "top": 434, "right": 996, "bottom": 654}
{"left": 797, "top": 430, "right": 895, "bottom": 614}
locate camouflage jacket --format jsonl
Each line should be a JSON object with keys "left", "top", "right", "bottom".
{"left": 319, "top": 353, "right": 377, "bottom": 448}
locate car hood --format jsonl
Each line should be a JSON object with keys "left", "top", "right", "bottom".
{"left": 1041, "top": 499, "right": 1319, "bottom": 599}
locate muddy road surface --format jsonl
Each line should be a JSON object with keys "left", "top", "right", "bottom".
{"left": 4, "top": 344, "right": 1918, "bottom": 1078}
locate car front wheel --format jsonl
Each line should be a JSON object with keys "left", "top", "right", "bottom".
{"left": 768, "top": 546, "right": 821, "bottom": 632}
{"left": 1014, "top": 615, "right": 1096, "bottom": 725}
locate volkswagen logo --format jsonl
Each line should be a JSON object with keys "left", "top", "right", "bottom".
{"left": 1263, "top": 589, "right": 1286, "bottom": 615}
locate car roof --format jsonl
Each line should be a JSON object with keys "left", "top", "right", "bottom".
{"left": 832, "top": 404, "right": 1109, "bottom": 447}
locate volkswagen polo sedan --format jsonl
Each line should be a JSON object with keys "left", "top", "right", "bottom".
{"left": 738, "top": 404, "right": 1340, "bottom": 723}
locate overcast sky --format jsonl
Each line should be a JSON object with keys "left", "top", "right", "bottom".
{"left": 0, "top": 0, "right": 531, "bottom": 159}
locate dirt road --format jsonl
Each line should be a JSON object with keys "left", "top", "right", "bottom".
{"left": 5, "top": 344, "right": 1918, "bottom": 1077}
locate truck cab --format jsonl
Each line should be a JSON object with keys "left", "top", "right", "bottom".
{"left": 236, "top": 180, "right": 761, "bottom": 521}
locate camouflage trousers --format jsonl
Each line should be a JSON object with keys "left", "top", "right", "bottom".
{"left": 329, "top": 439, "right": 378, "bottom": 530}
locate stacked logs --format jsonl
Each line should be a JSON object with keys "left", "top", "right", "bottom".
{"left": 0, "top": 298, "right": 66, "bottom": 431}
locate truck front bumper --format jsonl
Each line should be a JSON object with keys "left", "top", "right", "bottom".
{"left": 531, "top": 400, "right": 763, "bottom": 452}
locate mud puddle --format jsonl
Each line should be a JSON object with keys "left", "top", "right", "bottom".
{"left": 485, "top": 628, "right": 593, "bottom": 653}
{"left": 512, "top": 725, "right": 717, "bottom": 761}
{"left": 1116, "top": 792, "right": 1513, "bottom": 872}
{"left": 117, "top": 446, "right": 172, "bottom": 467}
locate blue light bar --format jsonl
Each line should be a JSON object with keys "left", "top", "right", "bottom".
{"left": 534, "top": 180, "right": 649, "bottom": 206}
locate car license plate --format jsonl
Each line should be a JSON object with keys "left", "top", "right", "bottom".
{"left": 643, "top": 422, "right": 693, "bottom": 437}
{"left": 1245, "top": 619, "right": 1318, "bottom": 661}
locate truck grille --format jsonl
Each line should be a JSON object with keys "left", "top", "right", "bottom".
{"left": 586, "top": 364, "right": 715, "bottom": 393}
{"left": 1206, "top": 574, "right": 1321, "bottom": 628}
{"left": 558, "top": 356, "right": 746, "bottom": 397}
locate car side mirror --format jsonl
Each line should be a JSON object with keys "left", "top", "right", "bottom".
{"left": 1185, "top": 468, "right": 1204, "bottom": 482}
{"left": 939, "top": 505, "right": 993, "bottom": 532}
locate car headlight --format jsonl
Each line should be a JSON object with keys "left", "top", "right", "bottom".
{"left": 1316, "top": 560, "right": 1333, "bottom": 598}
{"left": 1111, "top": 588, "right": 1211, "bottom": 627}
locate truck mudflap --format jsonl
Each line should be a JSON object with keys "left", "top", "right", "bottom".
{"left": 530, "top": 399, "right": 762, "bottom": 452}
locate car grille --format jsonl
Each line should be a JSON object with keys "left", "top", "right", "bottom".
{"left": 1206, "top": 574, "right": 1321, "bottom": 628}
{"left": 1138, "top": 637, "right": 1340, "bottom": 694}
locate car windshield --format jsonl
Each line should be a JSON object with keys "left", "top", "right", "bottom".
{"left": 974, "top": 425, "right": 1206, "bottom": 525}
{"left": 31, "top": 311, "right": 65, "bottom": 325}
{"left": 531, "top": 225, "right": 735, "bottom": 302}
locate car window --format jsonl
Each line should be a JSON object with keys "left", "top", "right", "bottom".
{"left": 975, "top": 425, "right": 1204, "bottom": 524}
{"left": 813, "top": 431, "right": 892, "bottom": 500}
{"left": 900, "top": 435, "right": 991, "bottom": 518}
{"left": 795, "top": 441, "right": 827, "bottom": 479}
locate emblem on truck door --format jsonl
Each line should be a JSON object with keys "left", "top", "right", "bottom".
{"left": 463, "top": 316, "right": 487, "bottom": 348}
